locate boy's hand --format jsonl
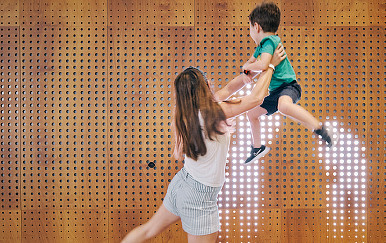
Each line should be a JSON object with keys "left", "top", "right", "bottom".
{"left": 241, "top": 56, "right": 257, "bottom": 73}
{"left": 242, "top": 63, "right": 251, "bottom": 74}
{"left": 243, "top": 70, "right": 262, "bottom": 80}
{"left": 271, "top": 43, "right": 286, "bottom": 66}
{"left": 242, "top": 62, "right": 260, "bottom": 78}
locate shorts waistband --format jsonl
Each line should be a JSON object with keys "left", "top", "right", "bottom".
{"left": 269, "top": 80, "right": 298, "bottom": 94}
{"left": 180, "top": 167, "right": 221, "bottom": 192}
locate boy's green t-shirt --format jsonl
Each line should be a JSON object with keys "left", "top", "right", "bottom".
{"left": 253, "top": 35, "right": 296, "bottom": 91}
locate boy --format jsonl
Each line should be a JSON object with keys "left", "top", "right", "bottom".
{"left": 215, "top": 2, "right": 338, "bottom": 164}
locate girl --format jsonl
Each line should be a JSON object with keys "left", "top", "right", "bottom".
{"left": 121, "top": 44, "right": 286, "bottom": 243}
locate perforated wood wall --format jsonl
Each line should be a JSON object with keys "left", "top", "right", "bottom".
{"left": 0, "top": 0, "right": 384, "bottom": 242}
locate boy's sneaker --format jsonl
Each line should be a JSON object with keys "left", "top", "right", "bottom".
{"left": 314, "top": 125, "right": 339, "bottom": 148}
{"left": 245, "top": 145, "right": 270, "bottom": 164}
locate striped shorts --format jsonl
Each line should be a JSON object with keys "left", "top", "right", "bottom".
{"left": 163, "top": 167, "right": 222, "bottom": 235}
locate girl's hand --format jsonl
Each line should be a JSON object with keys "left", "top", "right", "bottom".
{"left": 271, "top": 43, "right": 286, "bottom": 66}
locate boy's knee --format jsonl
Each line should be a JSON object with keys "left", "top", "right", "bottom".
{"left": 277, "top": 103, "right": 286, "bottom": 114}
{"left": 277, "top": 99, "right": 292, "bottom": 114}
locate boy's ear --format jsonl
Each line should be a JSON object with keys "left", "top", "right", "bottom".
{"left": 252, "top": 22, "right": 259, "bottom": 29}
{"left": 253, "top": 22, "right": 262, "bottom": 33}
{"left": 257, "top": 24, "right": 263, "bottom": 33}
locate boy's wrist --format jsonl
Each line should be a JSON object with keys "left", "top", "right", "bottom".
{"left": 268, "top": 63, "right": 275, "bottom": 71}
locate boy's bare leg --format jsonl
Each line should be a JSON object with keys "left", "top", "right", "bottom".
{"left": 247, "top": 106, "right": 268, "bottom": 148}
{"left": 277, "top": 95, "right": 321, "bottom": 131}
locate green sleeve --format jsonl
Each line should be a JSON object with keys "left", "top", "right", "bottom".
{"left": 253, "top": 47, "right": 260, "bottom": 58}
{"left": 260, "top": 38, "right": 276, "bottom": 55}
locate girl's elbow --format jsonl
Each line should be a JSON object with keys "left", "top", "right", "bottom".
{"left": 254, "top": 91, "right": 269, "bottom": 105}
{"left": 251, "top": 96, "right": 264, "bottom": 107}
{"left": 256, "top": 97, "right": 264, "bottom": 106}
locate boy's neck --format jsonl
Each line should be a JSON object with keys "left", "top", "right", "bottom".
{"left": 258, "top": 32, "right": 275, "bottom": 44}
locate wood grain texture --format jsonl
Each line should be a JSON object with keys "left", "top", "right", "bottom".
{"left": 0, "top": 0, "right": 384, "bottom": 242}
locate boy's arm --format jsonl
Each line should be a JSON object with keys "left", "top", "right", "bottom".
{"left": 244, "top": 55, "right": 257, "bottom": 66}
{"left": 215, "top": 43, "right": 285, "bottom": 102}
{"left": 214, "top": 54, "right": 260, "bottom": 101}
{"left": 242, "top": 52, "right": 273, "bottom": 72}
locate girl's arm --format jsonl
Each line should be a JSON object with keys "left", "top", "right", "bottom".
{"left": 214, "top": 74, "right": 250, "bottom": 102}
{"left": 219, "top": 67, "right": 273, "bottom": 119}
{"left": 214, "top": 53, "right": 271, "bottom": 102}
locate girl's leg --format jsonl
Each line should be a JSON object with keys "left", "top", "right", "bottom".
{"left": 188, "top": 231, "right": 219, "bottom": 243}
{"left": 121, "top": 204, "right": 180, "bottom": 243}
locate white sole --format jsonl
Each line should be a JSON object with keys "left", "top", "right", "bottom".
{"left": 245, "top": 147, "right": 271, "bottom": 164}
{"left": 328, "top": 133, "right": 340, "bottom": 148}
{"left": 326, "top": 125, "right": 340, "bottom": 148}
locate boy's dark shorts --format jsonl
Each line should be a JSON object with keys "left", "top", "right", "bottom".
{"left": 261, "top": 81, "right": 302, "bottom": 116}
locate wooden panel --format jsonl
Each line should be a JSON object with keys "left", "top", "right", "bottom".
{"left": 281, "top": 0, "right": 317, "bottom": 26}
{"left": 366, "top": 26, "right": 384, "bottom": 243}
{"left": 108, "top": 0, "right": 194, "bottom": 26}
{"left": 0, "top": 0, "right": 383, "bottom": 242}
{"left": 0, "top": 27, "right": 20, "bottom": 211}
{"left": 195, "top": 26, "right": 253, "bottom": 86}
{"left": 0, "top": 0, "right": 19, "bottom": 26}
{"left": 20, "top": 26, "right": 108, "bottom": 211}
{"left": 22, "top": 210, "right": 108, "bottom": 242}
{"left": 219, "top": 208, "right": 281, "bottom": 242}
{"left": 109, "top": 209, "right": 186, "bottom": 243}
{"left": 367, "top": 208, "right": 384, "bottom": 242}
{"left": 196, "top": 0, "right": 256, "bottom": 26}
{"left": 107, "top": 26, "right": 193, "bottom": 210}
{"left": 0, "top": 27, "right": 21, "bottom": 243}
{"left": 368, "top": 0, "right": 384, "bottom": 25}
{"left": 282, "top": 209, "right": 327, "bottom": 242}
{"left": 282, "top": 1, "right": 384, "bottom": 27}
{"left": 322, "top": 27, "right": 367, "bottom": 139}
{"left": 0, "top": 210, "right": 21, "bottom": 242}
{"left": 281, "top": 155, "right": 328, "bottom": 209}
{"left": 0, "top": 24, "right": 21, "bottom": 243}
{"left": 281, "top": 26, "right": 326, "bottom": 120}
{"left": 20, "top": 0, "right": 106, "bottom": 26}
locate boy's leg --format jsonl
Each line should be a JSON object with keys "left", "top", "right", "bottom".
{"left": 247, "top": 106, "right": 269, "bottom": 148}
{"left": 121, "top": 204, "right": 180, "bottom": 243}
{"left": 277, "top": 95, "right": 320, "bottom": 131}
{"left": 277, "top": 95, "right": 338, "bottom": 147}
{"left": 245, "top": 106, "right": 271, "bottom": 163}
{"left": 214, "top": 74, "right": 252, "bottom": 101}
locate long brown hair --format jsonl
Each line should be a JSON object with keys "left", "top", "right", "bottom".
{"left": 174, "top": 67, "right": 227, "bottom": 160}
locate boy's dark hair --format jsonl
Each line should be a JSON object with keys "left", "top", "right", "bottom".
{"left": 249, "top": 2, "right": 280, "bottom": 33}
